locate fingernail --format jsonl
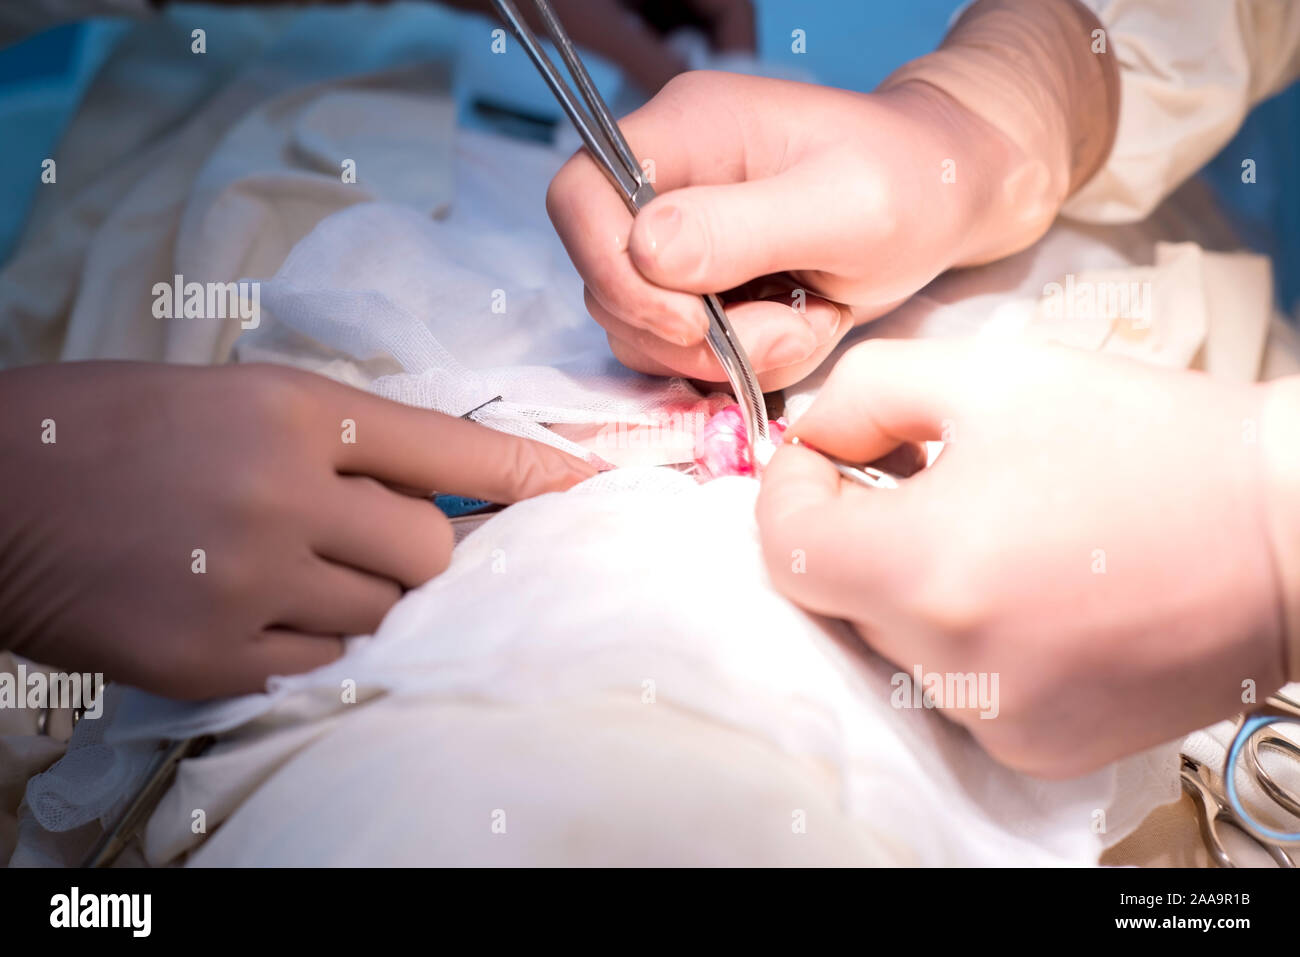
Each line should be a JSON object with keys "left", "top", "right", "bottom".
{"left": 768, "top": 334, "right": 816, "bottom": 367}
{"left": 649, "top": 313, "right": 700, "bottom": 346}
{"left": 639, "top": 204, "right": 699, "bottom": 277}
{"left": 802, "top": 299, "right": 842, "bottom": 342}
{"left": 642, "top": 203, "right": 682, "bottom": 252}
{"left": 673, "top": 317, "right": 705, "bottom": 346}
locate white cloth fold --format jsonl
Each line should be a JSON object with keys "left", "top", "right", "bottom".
{"left": 24, "top": 468, "right": 1183, "bottom": 866}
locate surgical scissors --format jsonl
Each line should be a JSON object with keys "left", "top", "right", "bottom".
{"left": 1220, "top": 692, "right": 1300, "bottom": 849}
{"left": 1179, "top": 691, "right": 1300, "bottom": 867}
{"left": 1181, "top": 753, "right": 1294, "bottom": 868}
{"left": 490, "top": 0, "right": 770, "bottom": 456}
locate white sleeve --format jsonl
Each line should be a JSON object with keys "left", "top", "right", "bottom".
{"left": 0, "top": 0, "right": 151, "bottom": 48}
{"left": 1062, "top": 0, "right": 1300, "bottom": 223}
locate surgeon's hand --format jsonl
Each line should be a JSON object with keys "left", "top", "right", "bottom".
{"left": 756, "top": 339, "right": 1299, "bottom": 777}
{"left": 0, "top": 362, "right": 594, "bottom": 700}
{"left": 547, "top": 74, "right": 1061, "bottom": 391}
{"left": 547, "top": 0, "right": 1118, "bottom": 392}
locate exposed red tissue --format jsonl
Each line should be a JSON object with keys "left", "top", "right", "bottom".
{"left": 693, "top": 404, "right": 787, "bottom": 480}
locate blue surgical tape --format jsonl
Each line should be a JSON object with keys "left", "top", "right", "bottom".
{"left": 432, "top": 494, "right": 496, "bottom": 518}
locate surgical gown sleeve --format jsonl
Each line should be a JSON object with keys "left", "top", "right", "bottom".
{"left": 1063, "top": 0, "right": 1300, "bottom": 222}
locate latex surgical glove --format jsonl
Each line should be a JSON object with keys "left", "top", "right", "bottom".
{"left": 756, "top": 338, "right": 1300, "bottom": 778}
{"left": 546, "top": 0, "right": 1117, "bottom": 391}
{"left": 0, "top": 362, "right": 594, "bottom": 700}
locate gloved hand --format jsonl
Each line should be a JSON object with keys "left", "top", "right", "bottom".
{"left": 547, "top": 72, "right": 1080, "bottom": 392}
{"left": 0, "top": 362, "right": 594, "bottom": 700}
{"left": 546, "top": 0, "right": 1117, "bottom": 392}
{"left": 547, "top": 76, "right": 988, "bottom": 391}
{"left": 755, "top": 339, "right": 1298, "bottom": 777}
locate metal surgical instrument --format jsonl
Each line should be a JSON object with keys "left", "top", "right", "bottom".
{"left": 1180, "top": 691, "right": 1300, "bottom": 866}
{"left": 1218, "top": 693, "right": 1300, "bottom": 851}
{"left": 786, "top": 436, "right": 902, "bottom": 490}
{"left": 490, "top": 0, "right": 770, "bottom": 456}
{"left": 82, "top": 734, "right": 215, "bottom": 867}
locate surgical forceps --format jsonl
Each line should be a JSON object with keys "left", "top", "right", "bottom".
{"left": 1181, "top": 691, "right": 1300, "bottom": 867}
{"left": 490, "top": 0, "right": 769, "bottom": 458}
{"left": 787, "top": 436, "right": 901, "bottom": 490}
